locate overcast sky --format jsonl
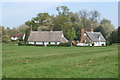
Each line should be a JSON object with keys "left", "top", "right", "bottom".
{"left": 1, "top": 2, "right": 118, "bottom": 28}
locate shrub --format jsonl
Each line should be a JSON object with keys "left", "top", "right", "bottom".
{"left": 25, "top": 43, "right": 44, "bottom": 46}
{"left": 59, "top": 43, "right": 70, "bottom": 47}
{"left": 2, "top": 35, "right": 11, "bottom": 43}
{"left": 18, "top": 41, "right": 25, "bottom": 46}
{"left": 47, "top": 44, "right": 59, "bottom": 47}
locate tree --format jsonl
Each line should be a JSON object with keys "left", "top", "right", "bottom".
{"left": 2, "top": 35, "right": 11, "bottom": 43}
{"left": 100, "top": 18, "right": 115, "bottom": 39}
{"left": 79, "top": 10, "right": 89, "bottom": 29}
{"left": 118, "top": 27, "right": 120, "bottom": 43}
{"left": 94, "top": 26, "right": 107, "bottom": 39}
{"left": 33, "top": 13, "right": 50, "bottom": 25}
{"left": 89, "top": 10, "right": 100, "bottom": 28}
{"left": 2, "top": 27, "right": 11, "bottom": 43}
{"left": 25, "top": 13, "right": 51, "bottom": 31}
{"left": 16, "top": 24, "right": 29, "bottom": 33}
{"left": 108, "top": 30, "right": 118, "bottom": 45}
{"left": 24, "top": 27, "right": 31, "bottom": 43}
{"left": 66, "top": 27, "right": 76, "bottom": 46}
{"left": 56, "top": 6, "right": 70, "bottom": 16}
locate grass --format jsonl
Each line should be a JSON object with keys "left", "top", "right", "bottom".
{"left": 2, "top": 44, "right": 118, "bottom": 78}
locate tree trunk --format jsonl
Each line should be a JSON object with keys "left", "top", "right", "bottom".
{"left": 70, "top": 40, "right": 72, "bottom": 47}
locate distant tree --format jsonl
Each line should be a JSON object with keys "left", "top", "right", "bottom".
{"left": 37, "top": 25, "right": 48, "bottom": 31}
{"left": 16, "top": 24, "right": 29, "bottom": 33}
{"left": 0, "top": 26, "right": 2, "bottom": 41}
{"left": 79, "top": 10, "right": 89, "bottom": 28}
{"left": 2, "top": 35, "right": 11, "bottom": 43}
{"left": 66, "top": 27, "right": 76, "bottom": 46}
{"left": 89, "top": 10, "right": 100, "bottom": 28}
{"left": 56, "top": 6, "right": 70, "bottom": 16}
{"left": 25, "top": 20, "right": 32, "bottom": 26}
{"left": 33, "top": 13, "right": 50, "bottom": 25}
{"left": 94, "top": 26, "right": 107, "bottom": 39}
{"left": 24, "top": 27, "right": 31, "bottom": 43}
{"left": 100, "top": 18, "right": 115, "bottom": 39}
{"left": 89, "top": 10, "right": 100, "bottom": 22}
{"left": 118, "top": 27, "right": 120, "bottom": 43}
{"left": 108, "top": 30, "right": 118, "bottom": 45}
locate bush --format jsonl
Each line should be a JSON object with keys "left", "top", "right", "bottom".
{"left": 59, "top": 43, "right": 70, "bottom": 47}
{"left": 110, "top": 43, "right": 120, "bottom": 46}
{"left": 47, "top": 44, "right": 59, "bottom": 47}
{"left": 2, "top": 35, "right": 11, "bottom": 43}
{"left": 106, "top": 41, "right": 111, "bottom": 45}
{"left": 25, "top": 43, "right": 44, "bottom": 46}
{"left": 18, "top": 41, "right": 25, "bottom": 46}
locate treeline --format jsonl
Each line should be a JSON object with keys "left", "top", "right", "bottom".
{"left": 1, "top": 6, "right": 119, "bottom": 45}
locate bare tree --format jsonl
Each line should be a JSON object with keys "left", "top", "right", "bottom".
{"left": 79, "top": 10, "right": 89, "bottom": 28}
{"left": 89, "top": 10, "right": 100, "bottom": 28}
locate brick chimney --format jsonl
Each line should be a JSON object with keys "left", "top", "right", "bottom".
{"left": 90, "top": 27, "right": 94, "bottom": 33}
{"left": 50, "top": 24, "right": 54, "bottom": 31}
{"left": 80, "top": 28, "right": 85, "bottom": 43}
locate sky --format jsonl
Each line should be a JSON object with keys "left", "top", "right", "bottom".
{"left": 0, "top": 2, "right": 118, "bottom": 28}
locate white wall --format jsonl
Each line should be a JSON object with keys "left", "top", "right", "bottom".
{"left": 49, "top": 42, "right": 60, "bottom": 45}
{"left": 50, "top": 42, "right": 55, "bottom": 44}
{"left": 94, "top": 42, "right": 99, "bottom": 46}
{"left": 44, "top": 42, "right": 49, "bottom": 45}
{"left": 28, "top": 42, "right": 34, "bottom": 44}
{"left": 11, "top": 36, "right": 25, "bottom": 41}
{"left": 36, "top": 42, "right": 43, "bottom": 45}
{"left": 28, "top": 41, "right": 61, "bottom": 45}
{"left": 94, "top": 42, "right": 106, "bottom": 46}
{"left": 11, "top": 37, "right": 18, "bottom": 40}
{"left": 57, "top": 42, "right": 60, "bottom": 45}
{"left": 100, "top": 42, "right": 106, "bottom": 46}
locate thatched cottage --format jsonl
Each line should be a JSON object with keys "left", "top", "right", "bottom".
{"left": 11, "top": 33, "right": 25, "bottom": 41}
{"left": 27, "top": 26, "right": 68, "bottom": 45}
{"left": 77, "top": 28, "right": 106, "bottom": 46}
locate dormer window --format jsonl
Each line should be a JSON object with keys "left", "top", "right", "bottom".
{"left": 98, "top": 36, "right": 101, "bottom": 40}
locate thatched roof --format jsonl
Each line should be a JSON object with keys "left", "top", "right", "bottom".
{"left": 85, "top": 32, "right": 106, "bottom": 42}
{"left": 28, "top": 31, "right": 68, "bottom": 43}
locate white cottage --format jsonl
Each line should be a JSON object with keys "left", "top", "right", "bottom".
{"left": 27, "top": 31, "right": 68, "bottom": 45}
{"left": 77, "top": 28, "right": 106, "bottom": 46}
{"left": 11, "top": 33, "right": 25, "bottom": 41}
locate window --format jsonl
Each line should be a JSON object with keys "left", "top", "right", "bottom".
{"left": 49, "top": 42, "right": 50, "bottom": 44}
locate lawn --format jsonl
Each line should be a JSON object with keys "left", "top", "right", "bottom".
{"left": 2, "top": 44, "right": 118, "bottom": 78}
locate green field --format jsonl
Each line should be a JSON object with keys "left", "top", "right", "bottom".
{"left": 2, "top": 44, "right": 118, "bottom": 78}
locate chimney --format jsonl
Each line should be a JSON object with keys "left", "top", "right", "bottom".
{"left": 80, "top": 28, "right": 85, "bottom": 43}
{"left": 91, "top": 27, "right": 94, "bottom": 32}
{"left": 50, "top": 24, "right": 54, "bottom": 31}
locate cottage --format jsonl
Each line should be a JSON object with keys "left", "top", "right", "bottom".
{"left": 27, "top": 31, "right": 68, "bottom": 45}
{"left": 11, "top": 33, "right": 25, "bottom": 41}
{"left": 77, "top": 28, "right": 106, "bottom": 46}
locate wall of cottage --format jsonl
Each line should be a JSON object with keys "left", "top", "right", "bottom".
{"left": 77, "top": 42, "right": 106, "bottom": 46}
{"left": 11, "top": 37, "right": 18, "bottom": 40}
{"left": 11, "top": 34, "right": 25, "bottom": 41}
{"left": 28, "top": 42, "right": 61, "bottom": 45}
{"left": 94, "top": 42, "right": 106, "bottom": 46}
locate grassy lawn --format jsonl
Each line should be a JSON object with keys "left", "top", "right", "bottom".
{"left": 2, "top": 44, "right": 118, "bottom": 78}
